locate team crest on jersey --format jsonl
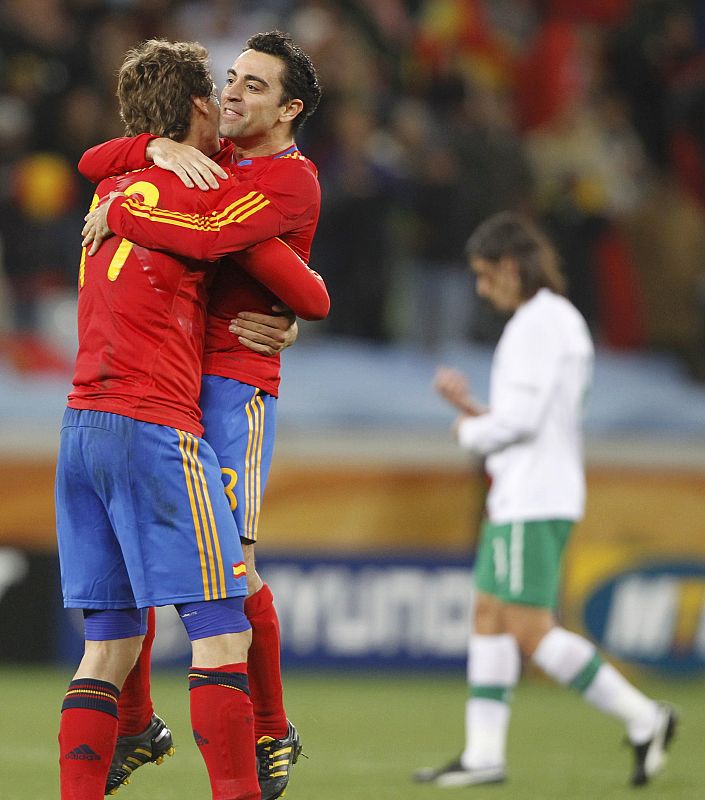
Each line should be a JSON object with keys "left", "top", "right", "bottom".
{"left": 233, "top": 562, "right": 247, "bottom": 579}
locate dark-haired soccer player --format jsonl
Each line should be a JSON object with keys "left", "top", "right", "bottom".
{"left": 415, "top": 212, "right": 676, "bottom": 790}
{"left": 80, "top": 31, "right": 325, "bottom": 800}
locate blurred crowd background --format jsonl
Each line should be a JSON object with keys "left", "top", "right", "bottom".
{"left": 1, "top": 0, "right": 705, "bottom": 379}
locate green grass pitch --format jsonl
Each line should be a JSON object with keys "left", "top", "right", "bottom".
{"left": 0, "top": 665, "right": 701, "bottom": 799}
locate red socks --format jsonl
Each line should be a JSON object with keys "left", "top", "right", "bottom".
{"left": 244, "top": 584, "right": 287, "bottom": 739}
{"left": 117, "top": 586, "right": 289, "bottom": 745}
{"left": 188, "top": 663, "right": 259, "bottom": 800}
{"left": 59, "top": 678, "right": 120, "bottom": 800}
{"left": 117, "top": 606, "right": 156, "bottom": 736}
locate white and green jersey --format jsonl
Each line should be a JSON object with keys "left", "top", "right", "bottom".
{"left": 457, "top": 288, "right": 593, "bottom": 524}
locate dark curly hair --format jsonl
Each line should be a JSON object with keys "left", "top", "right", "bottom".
{"left": 245, "top": 30, "right": 322, "bottom": 132}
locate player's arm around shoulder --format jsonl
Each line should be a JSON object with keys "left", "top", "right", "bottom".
{"left": 78, "top": 133, "right": 156, "bottom": 182}
{"left": 146, "top": 137, "right": 229, "bottom": 191}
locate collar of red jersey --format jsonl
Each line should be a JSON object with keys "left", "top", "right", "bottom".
{"left": 236, "top": 145, "right": 299, "bottom": 167}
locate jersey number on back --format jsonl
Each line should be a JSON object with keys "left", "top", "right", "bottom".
{"left": 79, "top": 181, "right": 160, "bottom": 287}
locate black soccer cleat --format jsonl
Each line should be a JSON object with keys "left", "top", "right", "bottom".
{"left": 413, "top": 756, "right": 506, "bottom": 787}
{"left": 256, "top": 720, "right": 303, "bottom": 800}
{"left": 105, "top": 714, "right": 175, "bottom": 795}
{"left": 630, "top": 703, "right": 678, "bottom": 787}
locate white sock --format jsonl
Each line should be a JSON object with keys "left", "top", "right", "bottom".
{"left": 532, "top": 627, "right": 659, "bottom": 744}
{"left": 463, "top": 699, "right": 511, "bottom": 770}
{"left": 584, "top": 663, "right": 659, "bottom": 744}
{"left": 461, "top": 634, "right": 520, "bottom": 770}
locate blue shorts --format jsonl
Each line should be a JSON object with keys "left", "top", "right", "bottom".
{"left": 55, "top": 408, "right": 247, "bottom": 609}
{"left": 200, "top": 376, "right": 276, "bottom": 543}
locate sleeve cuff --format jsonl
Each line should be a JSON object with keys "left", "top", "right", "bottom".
{"left": 457, "top": 416, "right": 480, "bottom": 451}
{"left": 105, "top": 198, "right": 125, "bottom": 238}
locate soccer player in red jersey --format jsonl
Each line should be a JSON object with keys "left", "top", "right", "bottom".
{"left": 80, "top": 32, "right": 324, "bottom": 799}
{"left": 55, "top": 40, "right": 271, "bottom": 800}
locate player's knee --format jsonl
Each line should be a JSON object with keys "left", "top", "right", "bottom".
{"left": 473, "top": 591, "right": 504, "bottom": 634}
{"left": 81, "top": 608, "right": 148, "bottom": 684}
{"left": 246, "top": 568, "right": 263, "bottom": 596}
{"left": 177, "top": 598, "right": 252, "bottom": 665}
{"left": 242, "top": 544, "right": 263, "bottom": 596}
{"left": 504, "top": 609, "right": 554, "bottom": 656}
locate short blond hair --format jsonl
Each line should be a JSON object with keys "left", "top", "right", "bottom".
{"left": 117, "top": 39, "right": 213, "bottom": 140}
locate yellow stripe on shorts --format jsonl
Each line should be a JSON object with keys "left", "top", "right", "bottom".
{"left": 178, "top": 430, "right": 226, "bottom": 599}
{"left": 243, "top": 391, "right": 265, "bottom": 541}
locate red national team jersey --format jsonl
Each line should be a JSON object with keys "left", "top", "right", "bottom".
{"left": 79, "top": 135, "right": 323, "bottom": 396}
{"left": 69, "top": 166, "right": 218, "bottom": 435}
{"left": 201, "top": 147, "right": 320, "bottom": 394}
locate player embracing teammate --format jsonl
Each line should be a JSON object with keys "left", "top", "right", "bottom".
{"left": 59, "top": 31, "right": 327, "bottom": 800}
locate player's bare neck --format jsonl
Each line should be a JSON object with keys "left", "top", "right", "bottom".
{"left": 233, "top": 133, "right": 296, "bottom": 161}
{"left": 182, "top": 131, "right": 221, "bottom": 158}
{"left": 182, "top": 107, "right": 221, "bottom": 156}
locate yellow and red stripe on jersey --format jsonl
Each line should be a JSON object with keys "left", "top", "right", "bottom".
{"left": 232, "top": 562, "right": 247, "bottom": 579}
{"left": 121, "top": 190, "right": 270, "bottom": 232}
{"left": 178, "top": 429, "right": 227, "bottom": 600}
{"left": 243, "top": 390, "right": 266, "bottom": 541}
